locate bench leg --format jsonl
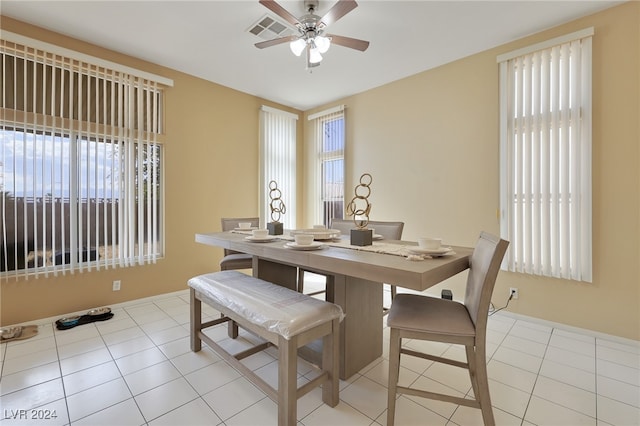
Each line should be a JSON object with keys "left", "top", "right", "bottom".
{"left": 190, "top": 289, "right": 202, "bottom": 352}
{"left": 278, "top": 335, "right": 298, "bottom": 426}
{"left": 322, "top": 318, "right": 340, "bottom": 407}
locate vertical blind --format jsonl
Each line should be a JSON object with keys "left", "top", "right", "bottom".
{"left": 259, "top": 106, "right": 297, "bottom": 229}
{"left": 498, "top": 29, "right": 592, "bottom": 282}
{"left": 308, "top": 106, "right": 345, "bottom": 227}
{"left": 0, "top": 35, "right": 169, "bottom": 278}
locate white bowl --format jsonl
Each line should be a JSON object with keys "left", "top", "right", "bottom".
{"left": 418, "top": 237, "right": 442, "bottom": 250}
{"left": 238, "top": 222, "right": 252, "bottom": 229}
{"left": 294, "top": 234, "right": 314, "bottom": 246}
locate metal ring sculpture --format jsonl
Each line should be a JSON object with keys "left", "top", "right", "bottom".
{"left": 346, "top": 173, "right": 372, "bottom": 229}
{"left": 268, "top": 180, "right": 286, "bottom": 223}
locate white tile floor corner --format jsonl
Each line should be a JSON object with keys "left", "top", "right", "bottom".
{"left": 1, "top": 273, "right": 639, "bottom": 426}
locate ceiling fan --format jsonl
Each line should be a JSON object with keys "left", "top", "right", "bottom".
{"left": 254, "top": 0, "right": 370, "bottom": 69}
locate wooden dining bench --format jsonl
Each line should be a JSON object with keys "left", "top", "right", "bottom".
{"left": 188, "top": 270, "right": 344, "bottom": 426}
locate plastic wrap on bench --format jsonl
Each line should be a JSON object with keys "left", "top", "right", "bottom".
{"left": 188, "top": 270, "right": 344, "bottom": 340}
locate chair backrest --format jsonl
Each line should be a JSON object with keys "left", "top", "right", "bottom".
{"left": 368, "top": 220, "right": 405, "bottom": 240}
{"left": 221, "top": 217, "right": 259, "bottom": 256}
{"left": 464, "top": 232, "right": 509, "bottom": 335}
{"left": 329, "top": 218, "right": 354, "bottom": 235}
{"left": 330, "top": 218, "right": 404, "bottom": 240}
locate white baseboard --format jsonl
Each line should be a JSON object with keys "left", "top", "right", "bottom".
{"left": 495, "top": 310, "right": 640, "bottom": 347}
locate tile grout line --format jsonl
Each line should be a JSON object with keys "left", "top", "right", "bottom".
{"left": 51, "top": 322, "right": 73, "bottom": 426}
{"left": 513, "top": 320, "right": 553, "bottom": 425}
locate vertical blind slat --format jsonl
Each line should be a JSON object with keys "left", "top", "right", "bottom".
{"left": 560, "top": 42, "right": 570, "bottom": 279}
{"left": 532, "top": 50, "right": 541, "bottom": 276}
{"left": 42, "top": 54, "right": 49, "bottom": 274}
{"left": 540, "top": 49, "right": 551, "bottom": 276}
{"left": 550, "top": 45, "right": 559, "bottom": 277}
{"left": 569, "top": 40, "right": 581, "bottom": 281}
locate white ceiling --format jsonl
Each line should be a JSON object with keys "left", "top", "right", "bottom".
{"left": 1, "top": 0, "right": 623, "bottom": 110}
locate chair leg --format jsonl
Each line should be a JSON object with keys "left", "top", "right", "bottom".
{"left": 297, "top": 268, "right": 305, "bottom": 293}
{"left": 472, "top": 345, "right": 495, "bottom": 426}
{"left": 383, "top": 284, "right": 397, "bottom": 316}
{"left": 387, "top": 328, "right": 401, "bottom": 426}
{"left": 465, "top": 345, "right": 480, "bottom": 398}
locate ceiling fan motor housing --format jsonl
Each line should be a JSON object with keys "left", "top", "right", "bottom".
{"left": 299, "top": 1, "right": 323, "bottom": 33}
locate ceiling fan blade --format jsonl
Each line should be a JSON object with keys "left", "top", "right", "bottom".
{"left": 255, "top": 35, "right": 299, "bottom": 49}
{"left": 259, "top": 0, "right": 301, "bottom": 28}
{"left": 327, "top": 34, "right": 369, "bottom": 52}
{"left": 320, "top": 0, "right": 358, "bottom": 27}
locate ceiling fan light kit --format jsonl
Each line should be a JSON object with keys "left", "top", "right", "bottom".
{"left": 255, "top": 0, "right": 370, "bottom": 70}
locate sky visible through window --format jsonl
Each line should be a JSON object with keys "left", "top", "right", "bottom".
{"left": 0, "top": 129, "right": 121, "bottom": 200}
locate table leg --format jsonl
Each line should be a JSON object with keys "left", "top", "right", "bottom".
{"left": 253, "top": 257, "right": 298, "bottom": 290}
{"left": 332, "top": 274, "right": 384, "bottom": 379}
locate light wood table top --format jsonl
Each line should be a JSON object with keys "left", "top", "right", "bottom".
{"left": 196, "top": 231, "right": 473, "bottom": 292}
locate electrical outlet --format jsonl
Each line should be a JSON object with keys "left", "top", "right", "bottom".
{"left": 112, "top": 280, "right": 121, "bottom": 291}
{"left": 509, "top": 287, "right": 519, "bottom": 299}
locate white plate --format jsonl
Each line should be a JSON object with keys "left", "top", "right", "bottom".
{"left": 407, "top": 246, "right": 453, "bottom": 256}
{"left": 285, "top": 242, "right": 326, "bottom": 251}
{"left": 234, "top": 227, "right": 257, "bottom": 231}
{"left": 245, "top": 236, "right": 277, "bottom": 242}
{"left": 373, "top": 234, "right": 383, "bottom": 240}
{"left": 290, "top": 229, "right": 341, "bottom": 240}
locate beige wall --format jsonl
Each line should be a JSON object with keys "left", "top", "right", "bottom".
{"left": 0, "top": 17, "right": 302, "bottom": 326}
{"left": 303, "top": 2, "right": 639, "bottom": 340}
{"left": 2, "top": 3, "right": 638, "bottom": 341}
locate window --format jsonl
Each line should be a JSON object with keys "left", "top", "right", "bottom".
{"left": 308, "top": 106, "right": 345, "bottom": 226}
{"left": 498, "top": 28, "right": 593, "bottom": 282}
{"left": 259, "top": 106, "right": 297, "bottom": 229}
{"left": 0, "top": 34, "right": 172, "bottom": 277}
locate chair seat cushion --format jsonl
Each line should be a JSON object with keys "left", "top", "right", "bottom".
{"left": 387, "top": 294, "right": 475, "bottom": 339}
{"left": 220, "top": 253, "right": 252, "bottom": 270}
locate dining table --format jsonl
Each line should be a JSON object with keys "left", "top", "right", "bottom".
{"left": 195, "top": 230, "right": 473, "bottom": 379}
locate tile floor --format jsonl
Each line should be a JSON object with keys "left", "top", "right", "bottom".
{"left": 1, "top": 274, "right": 639, "bottom": 426}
